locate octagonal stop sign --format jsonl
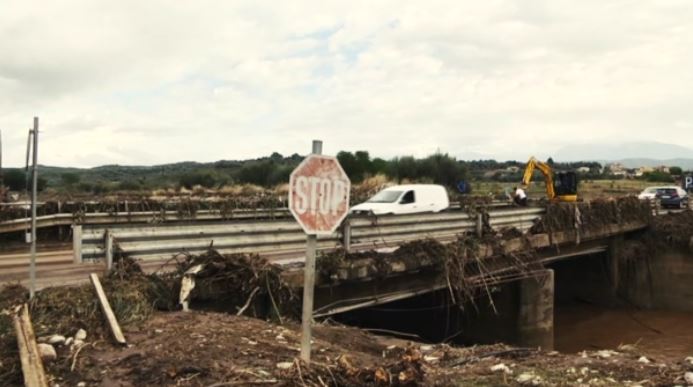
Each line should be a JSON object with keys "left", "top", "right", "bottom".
{"left": 289, "top": 155, "right": 351, "bottom": 235}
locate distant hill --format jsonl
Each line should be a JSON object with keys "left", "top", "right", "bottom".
{"left": 551, "top": 141, "right": 693, "bottom": 169}
{"left": 607, "top": 158, "right": 693, "bottom": 169}
{"left": 554, "top": 141, "right": 693, "bottom": 162}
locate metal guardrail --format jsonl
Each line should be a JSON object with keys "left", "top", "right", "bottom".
{"left": 0, "top": 202, "right": 517, "bottom": 234}
{"left": 76, "top": 207, "right": 545, "bottom": 263}
{"left": 0, "top": 208, "right": 293, "bottom": 234}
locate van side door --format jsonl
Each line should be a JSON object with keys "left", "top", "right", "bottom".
{"left": 398, "top": 190, "right": 418, "bottom": 214}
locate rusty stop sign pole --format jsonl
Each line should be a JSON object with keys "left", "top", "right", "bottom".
{"left": 301, "top": 140, "right": 321, "bottom": 363}
{"left": 289, "top": 140, "right": 350, "bottom": 363}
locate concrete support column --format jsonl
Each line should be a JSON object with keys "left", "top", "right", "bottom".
{"left": 517, "top": 269, "right": 554, "bottom": 350}
{"left": 608, "top": 236, "right": 623, "bottom": 293}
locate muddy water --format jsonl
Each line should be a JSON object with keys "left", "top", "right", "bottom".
{"left": 556, "top": 304, "right": 693, "bottom": 360}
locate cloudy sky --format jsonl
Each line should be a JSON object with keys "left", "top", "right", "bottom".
{"left": 1, "top": 0, "right": 692, "bottom": 167}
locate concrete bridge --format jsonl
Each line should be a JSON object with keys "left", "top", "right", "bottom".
{"left": 0, "top": 205, "right": 544, "bottom": 288}
{"left": 281, "top": 218, "right": 648, "bottom": 350}
{"left": 0, "top": 199, "right": 673, "bottom": 351}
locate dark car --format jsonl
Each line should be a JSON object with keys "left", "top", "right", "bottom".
{"left": 656, "top": 187, "right": 689, "bottom": 209}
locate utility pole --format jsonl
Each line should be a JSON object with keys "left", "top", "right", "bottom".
{"left": 29, "top": 118, "right": 39, "bottom": 298}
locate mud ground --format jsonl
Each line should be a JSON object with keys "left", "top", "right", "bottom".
{"left": 38, "top": 311, "right": 693, "bottom": 386}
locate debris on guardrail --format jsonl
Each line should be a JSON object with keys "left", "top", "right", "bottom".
{"left": 530, "top": 196, "right": 651, "bottom": 235}
{"left": 0, "top": 195, "right": 289, "bottom": 223}
{"left": 618, "top": 209, "right": 693, "bottom": 266}
{"left": 318, "top": 233, "right": 539, "bottom": 310}
{"left": 317, "top": 239, "right": 448, "bottom": 283}
{"left": 649, "top": 210, "right": 693, "bottom": 250}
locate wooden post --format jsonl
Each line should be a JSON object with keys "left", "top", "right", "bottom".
{"left": 89, "top": 273, "right": 127, "bottom": 345}
{"left": 14, "top": 304, "right": 49, "bottom": 387}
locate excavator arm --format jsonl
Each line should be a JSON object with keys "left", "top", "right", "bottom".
{"left": 522, "top": 157, "right": 556, "bottom": 200}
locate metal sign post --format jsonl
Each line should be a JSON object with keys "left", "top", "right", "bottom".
{"left": 288, "top": 140, "right": 350, "bottom": 363}
{"left": 301, "top": 140, "right": 320, "bottom": 364}
{"left": 29, "top": 117, "right": 39, "bottom": 299}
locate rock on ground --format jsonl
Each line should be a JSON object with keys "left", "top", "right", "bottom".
{"left": 37, "top": 343, "right": 57, "bottom": 363}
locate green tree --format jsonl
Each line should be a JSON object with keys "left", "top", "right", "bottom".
{"left": 370, "top": 158, "right": 388, "bottom": 175}
{"left": 669, "top": 166, "right": 683, "bottom": 176}
{"left": 236, "top": 162, "right": 275, "bottom": 186}
{"left": 118, "top": 180, "right": 144, "bottom": 191}
{"left": 179, "top": 170, "right": 219, "bottom": 189}
{"left": 643, "top": 171, "right": 674, "bottom": 183}
{"left": 3, "top": 169, "right": 27, "bottom": 191}
{"left": 337, "top": 151, "right": 363, "bottom": 182}
{"left": 387, "top": 156, "right": 417, "bottom": 182}
{"left": 37, "top": 177, "right": 47, "bottom": 192}
{"left": 267, "top": 165, "right": 293, "bottom": 186}
{"left": 354, "top": 151, "right": 372, "bottom": 177}
{"left": 269, "top": 152, "right": 284, "bottom": 162}
{"left": 61, "top": 172, "right": 80, "bottom": 186}
{"left": 418, "top": 153, "right": 467, "bottom": 187}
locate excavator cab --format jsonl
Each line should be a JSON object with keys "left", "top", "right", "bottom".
{"left": 553, "top": 171, "right": 578, "bottom": 199}
{"left": 522, "top": 157, "right": 578, "bottom": 202}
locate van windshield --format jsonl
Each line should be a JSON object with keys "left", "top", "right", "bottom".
{"left": 367, "top": 190, "right": 402, "bottom": 203}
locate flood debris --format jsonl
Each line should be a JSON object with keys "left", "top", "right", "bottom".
{"left": 445, "top": 233, "right": 541, "bottom": 311}
{"left": 530, "top": 196, "right": 652, "bottom": 235}
{"left": 0, "top": 253, "right": 176, "bottom": 385}
{"left": 620, "top": 209, "right": 693, "bottom": 264}
{"left": 1, "top": 252, "right": 692, "bottom": 385}
{"left": 316, "top": 239, "right": 447, "bottom": 283}
{"left": 0, "top": 193, "right": 288, "bottom": 223}
{"left": 318, "top": 234, "right": 540, "bottom": 313}
{"left": 179, "top": 264, "right": 203, "bottom": 311}
{"left": 169, "top": 250, "right": 300, "bottom": 320}
{"left": 649, "top": 209, "right": 693, "bottom": 250}
{"left": 89, "top": 273, "right": 127, "bottom": 345}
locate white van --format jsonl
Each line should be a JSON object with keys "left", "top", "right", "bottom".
{"left": 350, "top": 184, "right": 450, "bottom": 215}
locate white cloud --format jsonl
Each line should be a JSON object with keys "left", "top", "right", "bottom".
{"left": 1, "top": 0, "right": 693, "bottom": 167}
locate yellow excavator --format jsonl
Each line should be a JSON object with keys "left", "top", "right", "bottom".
{"left": 521, "top": 157, "right": 578, "bottom": 202}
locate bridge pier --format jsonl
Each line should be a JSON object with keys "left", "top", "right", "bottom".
{"left": 608, "top": 236, "right": 624, "bottom": 293}
{"left": 517, "top": 269, "right": 554, "bottom": 350}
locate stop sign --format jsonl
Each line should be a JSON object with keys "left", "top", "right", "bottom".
{"left": 289, "top": 155, "right": 351, "bottom": 235}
